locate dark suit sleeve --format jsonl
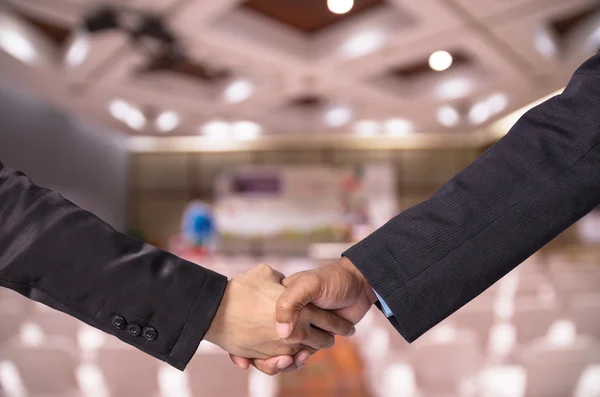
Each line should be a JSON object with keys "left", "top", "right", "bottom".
{"left": 0, "top": 163, "right": 227, "bottom": 370}
{"left": 344, "top": 52, "right": 600, "bottom": 343}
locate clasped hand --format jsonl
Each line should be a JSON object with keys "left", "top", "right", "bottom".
{"left": 204, "top": 263, "right": 358, "bottom": 374}
{"left": 205, "top": 258, "right": 377, "bottom": 375}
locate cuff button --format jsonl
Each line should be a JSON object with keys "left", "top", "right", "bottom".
{"left": 127, "top": 323, "right": 142, "bottom": 337}
{"left": 111, "top": 315, "right": 126, "bottom": 330}
{"left": 143, "top": 327, "right": 158, "bottom": 341}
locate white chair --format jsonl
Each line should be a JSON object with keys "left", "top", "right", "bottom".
{"left": 96, "top": 346, "right": 160, "bottom": 397}
{"left": 0, "top": 305, "right": 22, "bottom": 347}
{"left": 28, "top": 310, "right": 81, "bottom": 344}
{"left": 520, "top": 337, "right": 600, "bottom": 397}
{"left": 570, "top": 294, "right": 600, "bottom": 340}
{"left": 410, "top": 328, "right": 483, "bottom": 395}
{"left": 186, "top": 351, "right": 250, "bottom": 397}
{"left": 0, "top": 339, "right": 81, "bottom": 397}
{"left": 449, "top": 297, "right": 496, "bottom": 349}
{"left": 513, "top": 299, "right": 559, "bottom": 345}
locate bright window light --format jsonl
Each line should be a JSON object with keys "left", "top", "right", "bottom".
{"left": 232, "top": 121, "right": 262, "bottom": 140}
{"left": 384, "top": 118, "right": 413, "bottom": 136}
{"left": 65, "top": 34, "right": 90, "bottom": 67}
{"left": 202, "top": 120, "right": 231, "bottom": 139}
{"left": 0, "top": 29, "right": 36, "bottom": 64}
{"left": 437, "top": 106, "right": 460, "bottom": 127}
{"left": 436, "top": 78, "right": 471, "bottom": 100}
{"left": 327, "top": 0, "right": 354, "bottom": 14}
{"left": 342, "top": 31, "right": 383, "bottom": 58}
{"left": 353, "top": 120, "right": 379, "bottom": 137}
{"left": 224, "top": 80, "right": 254, "bottom": 104}
{"left": 155, "top": 111, "right": 180, "bottom": 133}
{"left": 429, "top": 51, "right": 453, "bottom": 72}
{"left": 325, "top": 106, "right": 352, "bottom": 127}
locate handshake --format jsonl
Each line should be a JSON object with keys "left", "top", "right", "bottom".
{"left": 204, "top": 257, "right": 378, "bottom": 375}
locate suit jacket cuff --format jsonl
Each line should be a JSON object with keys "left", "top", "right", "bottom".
{"left": 167, "top": 270, "right": 228, "bottom": 370}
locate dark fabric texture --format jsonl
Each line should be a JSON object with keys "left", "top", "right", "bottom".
{"left": 345, "top": 52, "right": 600, "bottom": 343}
{"left": 0, "top": 163, "right": 228, "bottom": 370}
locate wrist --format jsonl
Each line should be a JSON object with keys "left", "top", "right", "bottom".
{"left": 337, "top": 256, "right": 378, "bottom": 304}
{"left": 205, "top": 284, "right": 229, "bottom": 347}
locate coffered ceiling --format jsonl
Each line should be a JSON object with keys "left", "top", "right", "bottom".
{"left": 0, "top": 0, "right": 598, "bottom": 143}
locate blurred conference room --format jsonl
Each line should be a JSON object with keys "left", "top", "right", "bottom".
{"left": 1, "top": 0, "right": 600, "bottom": 396}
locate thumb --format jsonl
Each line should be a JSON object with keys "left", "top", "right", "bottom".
{"left": 276, "top": 273, "right": 321, "bottom": 338}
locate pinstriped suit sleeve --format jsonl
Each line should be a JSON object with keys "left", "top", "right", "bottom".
{"left": 345, "top": 52, "right": 600, "bottom": 342}
{"left": 0, "top": 163, "right": 227, "bottom": 370}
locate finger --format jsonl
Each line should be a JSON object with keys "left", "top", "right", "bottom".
{"left": 250, "top": 356, "right": 294, "bottom": 376}
{"left": 305, "top": 305, "right": 356, "bottom": 337}
{"left": 282, "top": 349, "right": 312, "bottom": 372}
{"left": 229, "top": 354, "right": 250, "bottom": 370}
{"left": 276, "top": 273, "right": 321, "bottom": 338}
{"left": 294, "top": 326, "right": 335, "bottom": 350}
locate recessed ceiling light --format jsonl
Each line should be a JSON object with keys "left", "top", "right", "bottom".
{"left": 109, "top": 99, "right": 130, "bottom": 121}
{"left": 342, "top": 31, "right": 383, "bottom": 58}
{"left": 584, "top": 26, "right": 600, "bottom": 53}
{"left": 354, "top": 120, "right": 379, "bottom": 137}
{"left": 224, "top": 80, "right": 254, "bottom": 104}
{"left": 487, "top": 93, "right": 508, "bottom": 114}
{"left": 469, "top": 102, "right": 491, "bottom": 125}
{"left": 384, "top": 119, "right": 413, "bottom": 136}
{"left": 65, "top": 34, "right": 90, "bottom": 67}
{"left": 0, "top": 29, "right": 36, "bottom": 64}
{"left": 436, "top": 78, "right": 471, "bottom": 100}
{"left": 325, "top": 106, "right": 352, "bottom": 127}
{"left": 533, "top": 26, "right": 558, "bottom": 59}
{"left": 202, "top": 120, "right": 230, "bottom": 139}
{"left": 232, "top": 121, "right": 262, "bottom": 140}
{"left": 124, "top": 106, "right": 146, "bottom": 130}
{"left": 156, "top": 111, "right": 180, "bottom": 133}
{"left": 327, "top": 0, "right": 354, "bottom": 14}
{"left": 437, "top": 106, "right": 460, "bottom": 127}
{"left": 429, "top": 51, "right": 453, "bottom": 72}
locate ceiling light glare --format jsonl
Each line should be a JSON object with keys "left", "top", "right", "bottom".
{"left": 584, "top": 26, "right": 600, "bottom": 53}
{"left": 156, "top": 111, "right": 180, "bottom": 133}
{"left": 65, "top": 34, "right": 90, "bottom": 67}
{"left": 232, "top": 121, "right": 262, "bottom": 140}
{"left": 437, "top": 106, "right": 460, "bottom": 127}
{"left": 429, "top": 50, "right": 453, "bottom": 72}
{"left": 469, "top": 101, "right": 491, "bottom": 125}
{"left": 384, "top": 118, "right": 413, "bottom": 136}
{"left": 0, "top": 29, "right": 36, "bottom": 64}
{"left": 325, "top": 106, "right": 352, "bottom": 127}
{"left": 487, "top": 93, "right": 508, "bottom": 114}
{"left": 354, "top": 120, "right": 379, "bottom": 137}
{"left": 202, "top": 120, "right": 231, "bottom": 139}
{"left": 533, "top": 26, "right": 558, "bottom": 59}
{"left": 342, "top": 31, "right": 383, "bottom": 58}
{"left": 327, "top": 0, "right": 354, "bottom": 14}
{"left": 124, "top": 106, "right": 146, "bottom": 130}
{"left": 436, "top": 78, "right": 471, "bottom": 100}
{"left": 224, "top": 80, "right": 254, "bottom": 104}
{"left": 109, "top": 99, "right": 130, "bottom": 121}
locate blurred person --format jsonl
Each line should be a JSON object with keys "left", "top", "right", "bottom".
{"left": 0, "top": 162, "right": 355, "bottom": 373}
{"left": 232, "top": 51, "right": 600, "bottom": 373}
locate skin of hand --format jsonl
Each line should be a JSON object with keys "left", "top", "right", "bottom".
{"left": 229, "top": 257, "right": 376, "bottom": 374}
{"left": 205, "top": 264, "right": 356, "bottom": 373}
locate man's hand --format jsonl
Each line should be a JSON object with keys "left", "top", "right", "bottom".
{"left": 205, "top": 264, "right": 355, "bottom": 372}
{"left": 276, "top": 256, "right": 377, "bottom": 336}
{"left": 229, "top": 257, "right": 376, "bottom": 374}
